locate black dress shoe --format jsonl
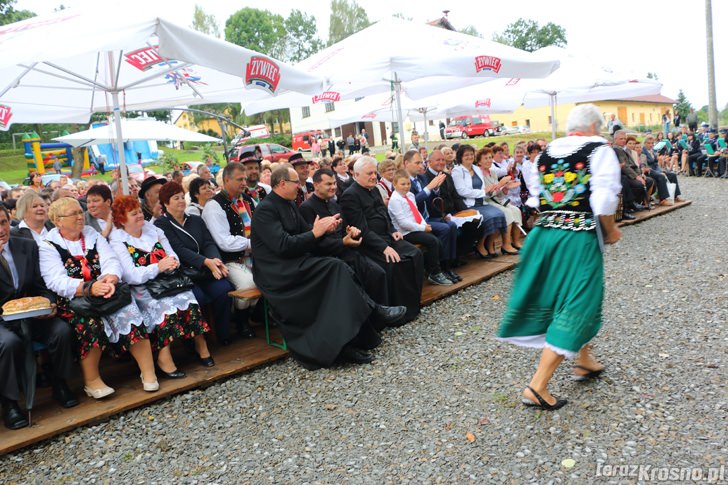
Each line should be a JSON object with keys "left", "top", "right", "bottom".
{"left": 338, "top": 345, "right": 374, "bottom": 364}
{"left": 372, "top": 304, "right": 407, "bottom": 326}
{"left": 52, "top": 380, "right": 79, "bottom": 408}
{"left": 622, "top": 213, "right": 636, "bottom": 220}
{"left": 444, "top": 270, "right": 462, "bottom": 282}
{"left": 2, "top": 400, "right": 29, "bottom": 430}
{"left": 199, "top": 356, "right": 215, "bottom": 367}
{"left": 632, "top": 202, "right": 645, "bottom": 211}
{"left": 158, "top": 368, "right": 186, "bottom": 379}
{"left": 237, "top": 321, "right": 256, "bottom": 339}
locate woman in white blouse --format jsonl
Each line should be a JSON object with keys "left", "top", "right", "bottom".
{"left": 185, "top": 177, "right": 215, "bottom": 217}
{"left": 109, "top": 195, "right": 212, "bottom": 379}
{"left": 451, "top": 145, "right": 508, "bottom": 258}
{"left": 14, "top": 190, "right": 51, "bottom": 244}
{"left": 475, "top": 147, "right": 524, "bottom": 253}
{"left": 40, "top": 197, "right": 157, "bottom": 398}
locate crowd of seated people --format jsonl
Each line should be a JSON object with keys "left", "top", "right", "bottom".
{"left": 1, "top": 124, "right": 705, "bottom": 431}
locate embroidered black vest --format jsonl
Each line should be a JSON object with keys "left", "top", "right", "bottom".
{"left": 123, "top": 241, "right": 167, "bottom": 267}
{"left": 48, "top": 242, "right": 101, "bottom": 280}
{"left": 535, "top": 141, "right": 604, "bottom": 231}
{"left": 211, "top": 191, "right": 246, "bottom": 263}
{"left": 246, "top": 185, "right": 267, "bottom": 208}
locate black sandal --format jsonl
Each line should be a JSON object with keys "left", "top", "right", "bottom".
{"left": 521, "top": 385, "right": 568, "bottom": 410}
{"left": 573, "top": 365, "right": 605, "bottom": 381}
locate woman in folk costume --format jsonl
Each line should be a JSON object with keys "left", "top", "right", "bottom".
{"left": 497, "top": 104, "right": 622, "bottom": 411}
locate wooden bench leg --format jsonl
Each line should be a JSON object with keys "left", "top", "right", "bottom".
{"left": 263, "top": 298, "right": 287, "bottom": 351}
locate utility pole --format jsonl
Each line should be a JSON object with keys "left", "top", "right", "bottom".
{"left": 705, "top": 0, "right": 718, "bottom": 129}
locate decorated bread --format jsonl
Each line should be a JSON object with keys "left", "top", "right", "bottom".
{"left": 2, "top": 296, "right": 51, "bottom": 315}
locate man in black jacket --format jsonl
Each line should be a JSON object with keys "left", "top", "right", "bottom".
{"left": 300, "top": 169, "right": 388, "bottom": 307}
{"left": 0, "top": 205, "right": 77, "bottom": 430}
{"left": 339, "top": 157, "right": 424, "bottom": 323}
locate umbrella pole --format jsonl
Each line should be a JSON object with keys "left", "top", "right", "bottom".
{"left": 550, "top": 93, "right": 557, "bottom": 141}
{"left": 108, "top": 50, "right": 129, "bottom": 195}
{"left": 423, "top": 109, "right": 429, "bottom": 148}
{"left": 394, "top": 74, "right": 406, "bottom": 155}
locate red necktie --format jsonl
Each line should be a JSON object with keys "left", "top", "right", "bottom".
{"left": 405, "top": 195, "right": 423, "bottom": 224}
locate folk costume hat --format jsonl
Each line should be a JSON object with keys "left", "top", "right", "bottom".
{"left": 288, "top": 153, "right": 309, "bottom": 165}
{"left": 139, "top": 176, "right": 167, "bottom": 200}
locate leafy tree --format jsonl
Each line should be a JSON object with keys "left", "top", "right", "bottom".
{"left": 459, "top": 25, "right": 482, "bottom": 38}
{"left": 328, "top": 0, "right": 370, "bottom": 46}
{"left": 673, "top": 89, "right": 692, "bottom": 121}
{"left": 225, "top": 8, "right": 286, "bottom": 59}
{"left": 191, "top": 4, "right": 220, "bottom": 38}
{"left": 0, "top": 0, "right": 35, "bottom": 25}
{"left": 284, "top": 9, "right": 324, "bottom": 62}
{"left": 492, "top": 18, "right": 567, "bottom": 52}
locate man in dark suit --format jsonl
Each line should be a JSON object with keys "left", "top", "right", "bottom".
{"left": 339, "top": 157, "right": 424, "bottom": 323}
{"left": 613, "top": 130, "right": 652, "bottom": 215}
{"left": 300, "top": 169, "right": 388, "bottom": 307}
{"left": 0, "top": 205, "right": 77, "bottom": 430}
{"left": 403, "top": 149, "right": 460, "bottom": 281}
{"left": 421, "top": 149, "right": 484, "bottom": 264}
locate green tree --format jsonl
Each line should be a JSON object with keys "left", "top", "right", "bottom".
{"left": 0, "top": 0, "right": 35, "bottom": 25}
{"left": 284, "top": 9, "right": 324, "bottom": 62}
{"left": 673, "top": 89, "right": 692, "bottom": 121}
{"left": 492, "top": 18, "right": 567, "bottom": 52}
{"left": 225, "top": 8, "right": 286, "bottom": 59}
{"left": 191, "top": 4, "right": 220, "bottom": 38}
{"left": 459, "top": 25, "right": 482, "bottom": 38}
{"left": 328, "top": 0, "right": 370, "bottom": 46}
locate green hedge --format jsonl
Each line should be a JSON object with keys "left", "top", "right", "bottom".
{"left": 244, "top": 134, "right": 292, "bottom": 148}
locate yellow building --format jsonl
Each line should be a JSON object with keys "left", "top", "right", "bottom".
{"left": 174, "top": 111, "right": 237, "bottom": 138}
{"left": 495, "top": 95, "right": 675, "bottom": 133}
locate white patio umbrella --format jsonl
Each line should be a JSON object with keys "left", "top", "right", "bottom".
{"left": 53, "top": 117, "right": 220, "bottom": 147}
{"left": 242, "top": 18, "right": 560, "bottom": 151}
{"left": 0, "top": 6, "right": 324, "bottom": 192}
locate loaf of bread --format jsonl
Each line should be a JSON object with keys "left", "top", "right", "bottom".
{"left": 2, "top": 296, "right": 51, "bottom": 315}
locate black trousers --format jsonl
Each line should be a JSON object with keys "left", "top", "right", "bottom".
{"left": 0, "top": 317, "right": 74, "bottom": 401}
{"left": 622, "top": 177, "right": 648, "bottom": 207}
{"left": 620, "top": 174, "right": 635, "bottom": 211}
{"left": 367, "top": 239, "right": 424, "bottom": 322}
{"left": 404, "top": 231, "right": 442, "bottom": 274}
{"left": 689, "top": 153, "right": 706, "bottom": 175}
{"left": 646, "top": 169, "right": 681, "bottom": 199}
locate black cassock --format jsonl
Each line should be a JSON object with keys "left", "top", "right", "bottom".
{"left": 339, "top": 182, "right": 424, "bottom": 322}
{"left": 251, "top": 192, "right": 376, "bottom": 366}
{"left": 300, "top": 194, "right": 388, "bottom": 306}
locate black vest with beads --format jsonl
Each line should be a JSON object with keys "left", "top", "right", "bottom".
{"left": 211, "top": 191, "right": 252, "bottom": 263}
{"left": 535, "top": 141, "right": 605, "bottom": 231}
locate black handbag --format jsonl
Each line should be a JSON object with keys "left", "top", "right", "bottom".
{"left": 180, "top": 265, "right": 214, "bottom": 283}
{"left": 69, "top": 281, "right": 132, "bottom": 319}
{"left": 144, "top": 269, "right": 194, "bottom": 298}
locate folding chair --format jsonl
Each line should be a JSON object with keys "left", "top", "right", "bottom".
{"left": 704, "top": 143, "right": 718, "bottom": 177}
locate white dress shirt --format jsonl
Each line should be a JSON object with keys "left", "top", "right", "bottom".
{"left": 18, "top": 220, "right": 48, "bottom": 246}
{"left": 201, "top": 198, "right": 250, "bottom": 253}
{"left": 387, "top": 190, "right": 427, "bottom": 235}
{"left": 108, "top": 222, "right": 177, "bottom": 285}
{"left": 451, "top": 164, "right": 487, "bottom": 207}
{"left": 40, "top": 226, "right": 122, "bottom": 299}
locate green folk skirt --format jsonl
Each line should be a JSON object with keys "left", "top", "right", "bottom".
{"left": 497, "top": 226, "right": 604, "bottom": 358}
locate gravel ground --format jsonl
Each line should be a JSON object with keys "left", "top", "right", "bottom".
{"left": 1, "top": 176, "right": 726, "bottom": 484}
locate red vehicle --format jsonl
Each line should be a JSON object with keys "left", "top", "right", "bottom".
{"left": 228, "top": 143, "right": 297, "bottom": 163}
{"left": 292, "top": 130, "right": 329, "bottom": 152}
{"left": 444, "top": 115, "right": 500, "bottom": 139}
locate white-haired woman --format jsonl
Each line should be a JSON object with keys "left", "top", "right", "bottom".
{"left": 497, "top": 104, "right": 623, "bottom": 411}
{"left": 14, "top": 190, "right": 52, "bottom": 244}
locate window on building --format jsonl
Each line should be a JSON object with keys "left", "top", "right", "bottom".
{"left": 325, "top": 102, "right": 335, "bottom": 113}
{"left": 548, "top": 116, "right": 552, "bottom": 124}
{"left": 302, "top": 106, "right": 311, "bottom": 118}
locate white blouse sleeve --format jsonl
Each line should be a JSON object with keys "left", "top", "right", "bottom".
{"left": 93, "top": 232, "right": 122, "bottom": 279}
{"left": 452, "top": 165, "right": 486, "bottom": 200}
{"left": 38, "top": 242, "right": 83, "bottom": 299}
{"left": 387, "top": 193, "right": 426, "bottom": 234}
{"left": 589, "top": 145, "right": 622, "bottom": 216}
{"left": 522, "top": 158, "right": 542, "bottom": 208}
{"left": 201, "top": 198, "right": 250, "bottom": 252}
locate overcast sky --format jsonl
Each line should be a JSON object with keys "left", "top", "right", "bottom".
{"left": 16, "top": 0, "right": 727, "bottom": 109}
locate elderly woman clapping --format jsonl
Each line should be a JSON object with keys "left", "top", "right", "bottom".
{"left": 40, "top": 197, "right": 157, "bottom": 398}
{"left": 109, "top": 195, "right": 213, "bottom": 376}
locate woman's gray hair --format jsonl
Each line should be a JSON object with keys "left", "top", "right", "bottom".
{"left": 566, "top": 104, "right": 604, "bottom": 134}
{"left": 353, "top": 156, "right": 377, "bottom": 175}
{"left": 16, "top": 190, "right": 45, "bottom": 220}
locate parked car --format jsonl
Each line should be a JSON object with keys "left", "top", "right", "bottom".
{"left": 126, "top": 164, "right": 157, "bottom": 182}
{"left": 228, "top": 143, "right": 297, "bottom": 163}
{"left": 444, "top": 115, "right": 499, "bottom": 139}
{"left": 292, "top": 130, "right": 330, "bottom": 152}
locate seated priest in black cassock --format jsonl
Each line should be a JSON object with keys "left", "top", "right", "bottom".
{"left": 339, "top": 157, "right": 424, "bottom": 323}
{"left": 300, "top": 169, "right": 389, "bottom": 309}
{"left": 0, "top": 204, "right": 77, "bottom": 431}
{"left": 251, "top": 167, "right": 406, "bottom": 370}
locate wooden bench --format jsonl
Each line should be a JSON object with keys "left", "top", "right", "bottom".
{"left": 228, "top": 287, "right": 287, "bottom": 351}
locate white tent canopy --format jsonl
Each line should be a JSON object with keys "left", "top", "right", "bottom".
{"left": 0, "top": 5, "right": 325, "bottom": 191}
{"left": 53, "top": 118, "right": 220, "bottom": 147}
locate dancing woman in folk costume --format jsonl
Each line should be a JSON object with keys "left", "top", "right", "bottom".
{"left": 497, "top": 104, "right": 623, "bottom": 411}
